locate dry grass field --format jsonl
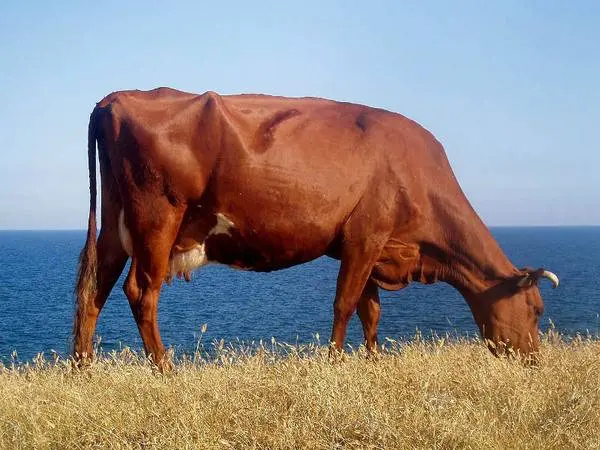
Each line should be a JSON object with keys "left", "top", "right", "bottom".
{"left": 1, "top": 332, "right": 599, "bottom": 449}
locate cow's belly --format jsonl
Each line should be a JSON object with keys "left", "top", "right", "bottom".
{"left": 119, "top": 209, "right": 333, "bottom": 283}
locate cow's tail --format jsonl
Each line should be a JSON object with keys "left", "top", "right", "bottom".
{"left": 74, "top": 107, "right": 99, "bottom": 339}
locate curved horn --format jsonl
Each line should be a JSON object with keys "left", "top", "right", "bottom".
{"left": 541, "top": 270, "right": 559, "bottom": 288}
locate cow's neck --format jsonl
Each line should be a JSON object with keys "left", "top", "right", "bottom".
{"left": 422, "top": 197, "right": 518, "bottom": 297}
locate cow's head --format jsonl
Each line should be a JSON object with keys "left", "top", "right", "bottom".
{"left": 464, "top": 268, "right": 558, "bottom": 361}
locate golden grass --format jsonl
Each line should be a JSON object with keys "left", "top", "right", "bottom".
{"left": 1, "top": 332, "right": 599, "bottom": 449}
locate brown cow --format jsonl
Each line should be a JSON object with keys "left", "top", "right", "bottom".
{"left": 74, "top": 87, "right": 558, "bottom": 368}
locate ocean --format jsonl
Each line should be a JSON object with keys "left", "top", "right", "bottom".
{"left": 0, "top": 227, "right": 598, "bottom": 361}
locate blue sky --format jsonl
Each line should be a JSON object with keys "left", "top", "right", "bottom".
{"left": 0, "top": 1, "right": 598, "bottom": 228}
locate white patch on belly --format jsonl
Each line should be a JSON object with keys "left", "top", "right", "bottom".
{"left": 209, "top": 213, "right": 234, "bottom": 237}
{"left": 118, "top": 209, "right": 242, "bottom": 282}
{"left": 118, "top": 209, "right": 133, "bottom": 256}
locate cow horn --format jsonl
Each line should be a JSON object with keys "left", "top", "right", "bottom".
{"left": 517, "top": 269, "right": 560, "bottom": 288}
{"left": 541, "top": 270, "right": 559, "bottom": 288}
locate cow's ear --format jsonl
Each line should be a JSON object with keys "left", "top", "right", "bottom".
{"left": 515, "top": 267, "right": 535, "bottom": 288}
{"left": 516, "top": 271, "right": 536, "bottom": 288}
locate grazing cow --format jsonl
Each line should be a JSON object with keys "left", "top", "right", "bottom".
{"left": 74, "top": 87, "right": 558, "bottom": 368}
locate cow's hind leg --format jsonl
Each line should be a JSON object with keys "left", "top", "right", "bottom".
{"left": 122, "top": 206, "right": 183, "bottom": 370}
{"left": 356, "top": 279, "right": 381, "bottom": 353}
{"left": 73, "top": 225, "right": 127, "bottom": 363}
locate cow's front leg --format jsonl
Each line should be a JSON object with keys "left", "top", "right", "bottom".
{"left": 356, "top": 278, "right": 381, "bottom": 354}
{"left": 330, "top": 244, "right": 384, "bottom": 354}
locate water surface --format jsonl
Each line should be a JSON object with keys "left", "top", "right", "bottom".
{"left": 0, "top": 227, "right": 598, "bottom": 360}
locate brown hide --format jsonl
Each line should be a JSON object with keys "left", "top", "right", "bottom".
{"left": 74, "top": 87, "right": 557, "bottom": 368}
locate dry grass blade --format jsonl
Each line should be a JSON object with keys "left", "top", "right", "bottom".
{"left": 1, "top": 334, "right": 599, "bottom": 449}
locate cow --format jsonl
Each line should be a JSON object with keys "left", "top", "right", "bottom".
{"left": 74, "top": 87, "right": 559, "bottom": 369}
